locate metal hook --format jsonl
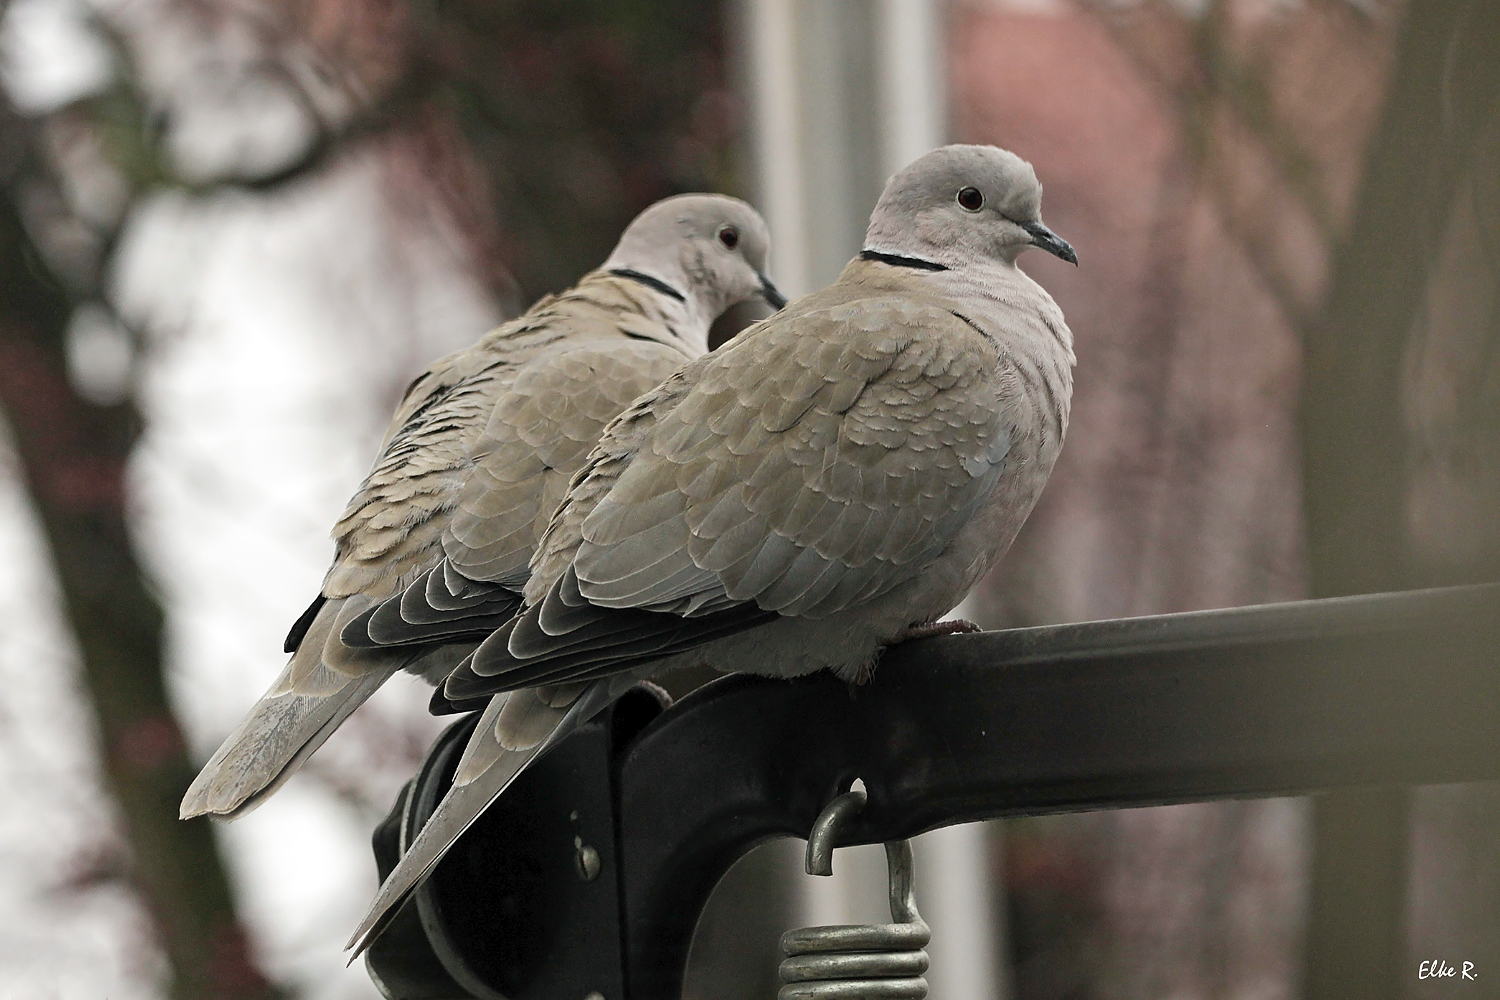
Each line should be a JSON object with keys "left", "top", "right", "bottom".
{"left": 779, "top": 786, "right": 930, "bottom": 999}
{"left": 806, "top": 788, "right": 868, "bottom": 876}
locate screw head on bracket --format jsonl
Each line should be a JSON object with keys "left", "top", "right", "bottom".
{"left": 575, "top": 844, "right": 601, "bottom": 882}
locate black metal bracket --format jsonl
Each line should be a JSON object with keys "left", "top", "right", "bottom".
{"left": 366, "top": 583, "right": 1500, "bottom": 1000}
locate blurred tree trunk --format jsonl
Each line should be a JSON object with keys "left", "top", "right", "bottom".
{"left": 1299, "top": 1, "right": 1500, "bottom": 997}
{"left": 0, "top": 113, "right": 279, "bottom": 1000}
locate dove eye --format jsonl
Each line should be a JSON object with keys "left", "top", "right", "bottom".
{"left": 717, "top": 226, "right": 740, "bottom": 250}
{"left": 956, "top": 187, "right": 984, "bottom": 212}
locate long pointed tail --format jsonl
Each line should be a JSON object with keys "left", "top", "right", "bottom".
{"left": 179, "top": 664, "right": 401, "bottom": 820}
{"left": 345, "top": 675, "right": 633, "bottom": 957}
{"left": 180, "top": 596, "right": 413, "bottom": 820}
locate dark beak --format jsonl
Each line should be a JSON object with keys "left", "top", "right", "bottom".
{"left": 1022, "top": 221, "right": 1078, "bottom": 266}
{"left": 758, "top": 273, "right": 788, "bottom": 310}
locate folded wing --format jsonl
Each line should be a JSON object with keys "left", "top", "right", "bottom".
{"left": 343, "top": 337, "right": 690, "bottom": 649}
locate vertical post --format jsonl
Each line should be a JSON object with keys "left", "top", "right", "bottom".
{"left": 915, "top": 823, "right": 1009, "bottom": 1000}
{"left": 876, "top": 0, "right": 948, "bottom": 180}
{"left": 741, "top": 0, "right": 809, "bottom": 298}
{"left": 787, "top": 1, "right": 883, "bottom": 291}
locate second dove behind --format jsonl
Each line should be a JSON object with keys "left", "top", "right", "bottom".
{"left": 180, "top": 194, "right": 783, "bottom": 821}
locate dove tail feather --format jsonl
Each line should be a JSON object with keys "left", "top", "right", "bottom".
{"left": 179, "top": 663, "right": 402, "bottom": 820}
{"left": 181, "top": 600, "right": 415, "bottom": 821}
{"left": 186, "top": 596, "right": 481, "bottom": 818}
{"left": 359, "top": 597, "right": 518, "bottom": 648}
{"left": 347, "top": 679, "right": 626, "bottom": 958}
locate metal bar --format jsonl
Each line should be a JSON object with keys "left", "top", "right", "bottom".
{"left": 614, "top": 583, "right": 1500, "bottom": 998}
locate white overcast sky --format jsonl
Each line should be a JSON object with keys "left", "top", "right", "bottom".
{"left": 0, "top": 0, "right": 499, "bottom": 995}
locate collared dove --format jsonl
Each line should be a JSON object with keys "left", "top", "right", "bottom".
{"left": 347, "top": 143, "right": 1078, "bottom": 955}
{"left": 178, "top": 194, "right": 783, "bottom": 821}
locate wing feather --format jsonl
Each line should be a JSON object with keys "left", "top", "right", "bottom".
{"left": 441, "top": 339, "right": 685, "bottom": 584}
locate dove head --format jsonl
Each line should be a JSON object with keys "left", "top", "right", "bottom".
{"left": 864, "top": 144, "right": 1076, "bottom": 269}
{"left": 604, "top": 194, "right": 784, "bottom": 345}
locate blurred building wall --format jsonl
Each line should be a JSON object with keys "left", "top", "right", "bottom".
{"left": 949, "top": 3, "right": 1316, "bottom": 996}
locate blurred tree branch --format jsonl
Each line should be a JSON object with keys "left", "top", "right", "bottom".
{"left": 1188, "top": 1, "right": 1339, "bottom": 240}
{"left": 1302, "top": 0, "right": 1500, "bottom": 594}
{"left": 1299, "top": 2, "right": 1500, "bottom": 997}
{"left": 0, "top": 0, "right": 523, "bottom": 991}
{"left": 0, "top": 107, "right": 282, "bottom": 1000}
{"left": 1081, "top": 0, "right": 1385, "bottom": 336}
{"left": 75, "top": 4, "right": 453, "bottom": 196}
{"left": 0, "top": 0, "right": 742, "bottom": 993}
{"left": 48, "top": 0, "right": 734, "bottom": 321}
{"left": 418, "top": 0, "right": 739, "bottom": 297}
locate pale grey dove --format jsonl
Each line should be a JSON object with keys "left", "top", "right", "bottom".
{"left": 178, "top": 194, "right": 783, "bottom": 821}
{"left": 347, "top": 143, "right": 1078, "bottom": 954}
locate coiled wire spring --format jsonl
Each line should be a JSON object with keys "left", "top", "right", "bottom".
{"left": 778, "top": 788, "right": 930, "bottom": 999}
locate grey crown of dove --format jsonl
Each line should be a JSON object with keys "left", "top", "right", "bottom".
{"left": 178, "top": 193, "right": 784, "bottom": 822}
{"left": 347, "top": 143, "right": 1078, "bottom": 955}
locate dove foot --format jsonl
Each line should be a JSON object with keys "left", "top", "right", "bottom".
{"left": 894, "top": 618, "right": 982, "bottom": 642}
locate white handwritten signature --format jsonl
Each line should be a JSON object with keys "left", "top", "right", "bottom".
{"left": 1419, "top": 960, "right": 1476, "bottom": 981}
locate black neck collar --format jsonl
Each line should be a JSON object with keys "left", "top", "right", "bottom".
{"left": 859, "top": 249, "right": 949, "bottom": 272}
{"left": 609, "top": 268, "right": 687, "bottom": 303}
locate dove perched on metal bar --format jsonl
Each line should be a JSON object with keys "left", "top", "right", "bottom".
{"left": 178, "top": 194, "right": 783, "bottom": 821}
{"left": 347, "top": 143, "right": 1077, "bottom": 954}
